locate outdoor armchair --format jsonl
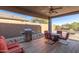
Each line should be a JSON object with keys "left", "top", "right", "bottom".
{"left": 0, "top": 36, "right": 24, "bottom": 53}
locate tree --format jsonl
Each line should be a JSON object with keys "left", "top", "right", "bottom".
{"left": 30, "top": 17, "right": 48, "bottom": 24}
{"left": 54, "top": 25, "right": 61, "bottom": 30}
{"left": 62, "top": 22, "right": 79, "bottom": 31}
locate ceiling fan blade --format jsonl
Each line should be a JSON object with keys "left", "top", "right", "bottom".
{"left": 52, "top": 11, "right": 58, "bottom": 13}
{"left": 48, "top": 6, "right": 62, "bottom": 14}
{"left": 53, "top": 7, "right": 63, "bottom": 10}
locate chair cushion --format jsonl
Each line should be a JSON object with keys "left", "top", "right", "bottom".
{"left": 7, "top": 39, "right": 20, "bottom": 49}
{"left": 62, "top": 32, "right": 69, "bottom": 40}
{"left": 7, "top": 43, "right": 19, "bottom": 49}
{"left": 44, "top": 31, "right": 52, "bottom": 39}
{"left": 0, "top": 36, "right": 8, "bottom": 52}
{"left": 8, "top": 47, "right": 23, "bottom": 53}
{"left": 0, "top": 36, "right": 23, "bottom": 53}
{"left": 62, "top": 32, "right": 67, "bottom": 38}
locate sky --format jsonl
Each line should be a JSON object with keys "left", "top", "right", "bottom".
{"left": 52, "top": 13, "right": 79, "bottom": 25}
{"left": 0, "top": 10, "right": 33, "bottom": 20}
{"left": 0, "top": 10, "right": 79, "bottom": 25}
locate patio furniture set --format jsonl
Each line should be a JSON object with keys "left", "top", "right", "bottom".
{"left": 0, "top": 30, "right": 69, "bottom": 53}
{"left": 44, "top": 30, "right": 69, "bottom": 45}
{"left": 0, "top": 36, "right": 24, "bottom": 53}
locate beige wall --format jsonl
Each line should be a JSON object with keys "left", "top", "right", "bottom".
{"left": 40, "top": 24, "right": 56, "bottom": 33}
{"left": 0, "top": 19, "right": 41, "bottom": 38}
{"left": 40, "top": 24, "right": 48, "bottom": 33}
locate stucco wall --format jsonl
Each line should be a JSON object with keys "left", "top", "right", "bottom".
{"left": 0, "top": 23, "right": 41, "bottom": 38}
{"left": 0, "top": 19, "right": 41, "bottom": 38}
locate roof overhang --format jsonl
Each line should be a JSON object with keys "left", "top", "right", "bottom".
{"left": 0, "top": 6, "right": 79, "bottom": 19}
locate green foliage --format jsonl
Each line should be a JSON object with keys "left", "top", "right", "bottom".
{"left": 54, "top": 25, "right": 61, "bottom": 30}
{"left": 30, "top": 17, "right": 48, "bottom": 24}
{"left": 62, "top": 22, "right": 79, "bottom": 31}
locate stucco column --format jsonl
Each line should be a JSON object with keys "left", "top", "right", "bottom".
{"left": 48, "top": 18, "right": 52, "bottom": 33}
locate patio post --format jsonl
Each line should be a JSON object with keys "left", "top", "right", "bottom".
{"left": 48, "top": 18, "right": 52, "bottom": 33}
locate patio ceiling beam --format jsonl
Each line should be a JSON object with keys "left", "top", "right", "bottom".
{"left": 0, "top": 6, "right": 49, "bottom": 19}
{"left": 51, "top": 10, "right": 79, "bottom": 18}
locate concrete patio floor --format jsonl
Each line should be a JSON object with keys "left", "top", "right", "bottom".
{"left": 20, "top": 37, "right": 79, "bottom": 53}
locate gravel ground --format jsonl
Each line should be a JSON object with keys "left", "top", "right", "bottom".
{"left": 69, "top": 33, "right": 79, "bottom": 40}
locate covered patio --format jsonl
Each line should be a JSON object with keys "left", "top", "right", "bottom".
{"left": 0, "top": 6, "right": 79, "bottom": 32}
{"left": 0, "top": 6, "right": 79, "bottom": 53}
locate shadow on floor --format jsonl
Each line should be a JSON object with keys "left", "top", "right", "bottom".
{"left": 20, "top": 37, "right": 79, "bottom": 53}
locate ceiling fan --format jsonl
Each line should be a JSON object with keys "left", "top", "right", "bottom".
{"left": 48, "top": 6, "right": 63, "bottom": 14}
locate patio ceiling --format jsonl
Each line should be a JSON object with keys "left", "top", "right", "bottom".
{"left": 0, "top": 6, "right": 79, "bottom": 19}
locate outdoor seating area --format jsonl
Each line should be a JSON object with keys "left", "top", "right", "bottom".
{"left": 0, "top": 36, "right": 24, "bottom": 53}
{"left": 0, "top": 31, "right": 79, "bottom": 53}
{"left": 0, "top": 6, "right": 79, "bottom": 53}
{"left": 44, "top": 30, "right": 69, "bottom": 45}
{"left": 1, "top": 34, "right": 79, "bottom": 53}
